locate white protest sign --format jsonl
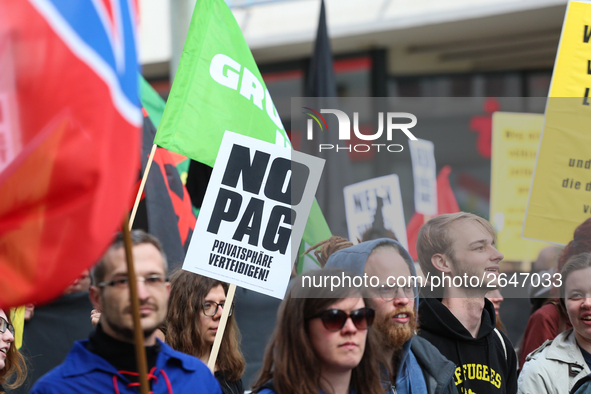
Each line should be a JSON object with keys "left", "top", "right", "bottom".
{"left": 343, "top": 174, "right": 408, "bottom": 250}
{"left": 183, "top": 131, "right": 324, "bottom": 299}
{"left": 409, "top": 139, "right": 437, "bottom": 216}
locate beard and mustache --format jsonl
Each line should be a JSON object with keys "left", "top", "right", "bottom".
{"left": 103, "top": 300, "right": 162, "bottom": 341}
{"left": 374, "top": 306, "right": 417, "bottom": 352}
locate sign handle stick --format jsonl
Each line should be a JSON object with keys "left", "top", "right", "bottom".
{"left": 423, "top": 215, "right": 431, "bottom": 225}
{"left": 122, "top": 214, "right": 150, "bottom": 394}
{"left": 129, "top": 144, "right": 157, "bottom": 229}
{"left": 207, "top": 283, "right": 236, "bottom": 372}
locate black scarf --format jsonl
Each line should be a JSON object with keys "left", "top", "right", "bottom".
{"left": 85, "top": 323, "right": 160, "bottom": 385}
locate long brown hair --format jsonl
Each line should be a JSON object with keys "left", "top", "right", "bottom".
{"left": 252, "top": 270, "right": 383, "bottom": 394}
{"left": 0, "top": 312, "right": 26, "bottom": 390}
{"left": 165, "top": 270, "right": 245, "bottom": 381}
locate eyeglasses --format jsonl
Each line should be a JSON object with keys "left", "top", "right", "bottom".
{"left": 0, "top": 317, "right": 14, "bottom": 337}
{"left": 97, "top": 274, "right": 167, "bottom": 289}
{"left": 376, "top": 285, "right": 417, "bottom": 301}
{"left": 311, "top": 307, "right": 375, "bottom": 332}
{"left": 202, "top": 301, "right": 234, "bottom": 317}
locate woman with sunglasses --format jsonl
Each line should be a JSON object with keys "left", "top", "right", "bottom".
{"left": 252, "top": 269, "right": 383, "bottom": 394}
{"left": 0, "top": 309, "right": 26, "bottom": 392}
{"left": 165, "top": 270, "right": 245, "bottom": 394}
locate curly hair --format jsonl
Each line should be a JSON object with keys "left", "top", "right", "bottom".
{"left": 252, "top": 270, "right": 383, "bottom": 394}
{"left": 0, "top": 311, "right": 26, "bottom": 390}
{"left": 165, "top": 270, "right": 245, "bottom": 381}
{"left": 303, "top": 236, "right": 354, "bottom": 268}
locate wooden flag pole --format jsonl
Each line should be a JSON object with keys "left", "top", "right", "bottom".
{"left": 129, "top": 144, "right": 157, "bottom": 229}
{"left": 207, "top": 283, "right": 237, "bottom": 372}
{"left": 122, "top": 214, "right": 150, "bottom": 394}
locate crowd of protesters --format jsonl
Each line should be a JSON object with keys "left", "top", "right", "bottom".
{"left": 4, "top": 213, "right": 591, "bottom": 393}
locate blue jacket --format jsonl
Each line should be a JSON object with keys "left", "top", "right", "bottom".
{"left": 326, "top": 238, "right": 457, "bottom": 394}
{"left": 30, "top": 339, "right": 222, "bottom": 394}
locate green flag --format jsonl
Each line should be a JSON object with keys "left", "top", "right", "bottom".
{"left": 297, "top": 201, "right": 331, "bottom": 274}
{"left": 156, "top": 0, "right": 289, "bottom": 162}
{"left": 155, "top": 0, "right": 330, "bottom": 271}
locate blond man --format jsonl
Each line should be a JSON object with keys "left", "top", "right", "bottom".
{"left": 416, "top": 212, "right": 517, "bottom": 394}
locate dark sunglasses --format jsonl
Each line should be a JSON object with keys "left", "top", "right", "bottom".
{"left": 311, "top": 307, "right": 375, "bottom": 332}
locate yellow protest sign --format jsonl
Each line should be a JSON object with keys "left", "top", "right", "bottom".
{"left": 491, "top": 112, "right": 548, "bottom": 261}
{"left": 523, "top": 0, "right": 591, "bottom": 245}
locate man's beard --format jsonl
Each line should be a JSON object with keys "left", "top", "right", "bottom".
{"left": 375, "top": 307, "right": 417, "bottom": 352}
{"left": 107, "top": 321, "right": 158, "bottom": 342}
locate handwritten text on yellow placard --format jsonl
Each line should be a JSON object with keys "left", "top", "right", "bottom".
{"left": 523, "top": 0, "right": 591, "bottom": 244}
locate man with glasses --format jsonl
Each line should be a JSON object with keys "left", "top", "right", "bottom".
{"left": 31, "top": 230, "right": 221, "bottom": 393}
{"left": 326, "top": 238, "right": 458, "bottom": 394}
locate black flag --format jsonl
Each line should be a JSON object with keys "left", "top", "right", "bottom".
{"left": 300, "top": 0, "right": 352, "bottom": 238}
{"left": 133, "top": 113, "right": 196, "bottom": 272}
{"left": 306, "top": 0, "right": 337, "bottom": 98}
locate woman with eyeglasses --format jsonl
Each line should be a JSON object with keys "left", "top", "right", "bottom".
{"left": 0, "top": 309, "right": 26, "bottom": 392}
{"left": 252, "top": 269, "right": 383, "bottom": 394}
{"left": 165, "top": 270, "right": 245, "bottom": 394}
{"left": 518, "top": 252, "right": 591, "bottom": 394}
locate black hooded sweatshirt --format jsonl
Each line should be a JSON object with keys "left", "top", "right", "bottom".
{"left": 418, "top": 298, "right": 517, "bottom": 394}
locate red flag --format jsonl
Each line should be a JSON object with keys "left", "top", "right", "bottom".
{"left": 0, "top": 1, "right": 141, "bottom": 308}
{"left": 469, "top": 98, "right": 500, "bottom": 159}
{"left": 406, "top": 165, "right": 460, "bottom": 261}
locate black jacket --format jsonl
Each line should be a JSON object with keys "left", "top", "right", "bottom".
{"left": 418, "top": 298, "right": 518, "bottom": 394}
